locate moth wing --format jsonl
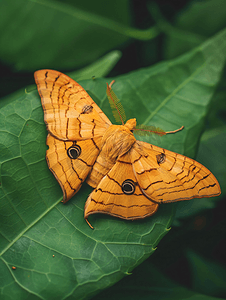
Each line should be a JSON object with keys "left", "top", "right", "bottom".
{"left": 84, "top": 151, "right": 159, "bottom": 221}
{"left": 131, "top": 140, "right": 221, "bottom": 203}
{"left": 46, "top": 134, "right": 102, "bottom": 203}
{"left": 35, "top": 69, "right": 111, "bottom": 141}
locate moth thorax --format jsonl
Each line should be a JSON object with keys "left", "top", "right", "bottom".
{"left": 102, "top": 124, "right": 136, "bottom": 160}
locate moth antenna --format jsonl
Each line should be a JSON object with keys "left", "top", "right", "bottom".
{"left": 165, "top": 125, "right": 184, "bottom": 134}
{"left": 134, "top": 125, "right": 184, "bottom": 137}
{"left": 134, "top": 125, "right": 166, "bottom": 136}
{"left": 85, "top": 218, "right": 94, "bottom": 229}
{"left": 106, "top": 81, "right": 126, "bottom": 125}
{"left": 109, "top": 80, "right": 115, "bottom": 89}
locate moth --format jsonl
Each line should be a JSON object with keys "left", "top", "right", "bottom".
{"left": 34, "top": 70, "right": 221, "bottom": 228}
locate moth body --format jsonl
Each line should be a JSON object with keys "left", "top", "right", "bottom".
{"left": 86, "top": 119, "right": 137, "bottom": 188}
{"left": 101, "top": 118, "right": 137, "bottom": 160}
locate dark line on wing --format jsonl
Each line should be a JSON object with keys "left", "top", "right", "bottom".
{"left": 44, "top": 71, "right": 48, "bottom": 89}
{"left": 51, "top": 74, "right": 61, "bottom": 99}
{"left": 70, "top": 162, "right": 84, "bottom": 183}
{"left": 52, "top": 140, "right": 77, "bottom": 193}
{"left": 143, "top": 180, "right": 183, "bottom": 192}
{"left": 78, "top": 118, "right": 82, "bottom": 138}
{"left": 155, "top": 173, "right": 212, "bottom": 197}
{"left": 91, "top": 197, "right": 149, "bottom": 207}
{"left": 180, "top": 165, "right": 201, "bottom": 184}
{"left": 64, "top": 142, "right": 84, "bottom": 183}
{"left": 166, "top": 178, "right": 178, "bottom": 184}
{"left": 168, "top": 155, "right": 177, "bottom": 171}
{"left": 132, "top": 154, "right": 142, "bottom": 163}
{"left": 61, "top": 85, "right": 72, "bottom": 104}
{"left": 96, "top": 188, "right": 143, "bottom": 196}
{"left": 175, "top": 160, "right": 186, "bottom": 176}
{"left": 50, "top": 74, "right": 61, "bottom": 133}
{"left": 106, "top": 174, "right": 121, "bottom": 187}
{"left": 91, "top": 138, "right": 100, "bottom": 151}
{"left": 136, "top": 168, "right": 157, "bottom": 175}
{"left": 182, "top": 168, "right": 200, "bottom": 184}
{"left": 66, "top": 118, "right": 69, "bottom": 139}
{"left": 149, "top": 180, "right": 163, "bottom": 185}
{"left": 59, "top": 81, "right": 69, "bottom": 95}
{"left": 92, "top": 119, "right": 95, "bottom": 136}
{"left": 117, "top": 159, "right": 132, "bottom": 165}
{"left": 77, "top": 157, "right": 93, "bottom": 167}
{"left": 198, "top": 183, "right": 217, "bottom": 192}
{"left": 64, "top": 87, "right": 74, "bottom": 134}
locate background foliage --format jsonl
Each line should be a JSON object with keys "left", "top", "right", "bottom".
{"left": 0, "top": 1, "right": 225, "bottom": 299}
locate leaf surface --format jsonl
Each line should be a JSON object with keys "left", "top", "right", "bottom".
{"left": 0, "top": 29, "right": 225, "bottom": 299}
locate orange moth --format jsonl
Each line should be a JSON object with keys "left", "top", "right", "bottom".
{"left": 34, "top": 70, "right": 221, "bottom": 228}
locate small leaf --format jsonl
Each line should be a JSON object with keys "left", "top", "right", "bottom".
{"left": 68, "top": 50, "right": 122, "bottom": 81}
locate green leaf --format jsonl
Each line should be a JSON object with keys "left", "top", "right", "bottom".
{"left": 0, "top": 28, "right": 226, "bottom": 299}
{"left": 0, "top": 0, "right": 158, "bottom": 71}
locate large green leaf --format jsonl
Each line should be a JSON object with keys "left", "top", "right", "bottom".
{"left": 0, "top": 0, "right": 157, "bottom": 71}
{"left": 0, "top": 29, "right": 225, "bottom": 299}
